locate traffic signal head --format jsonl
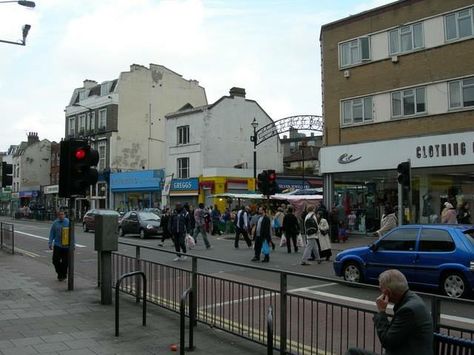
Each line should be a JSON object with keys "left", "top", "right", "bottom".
{"left": 1, "top": 162, "right": 13, "bottom": 187}
{"left": 267, "top": 169, "right": 278, "bottom": 195}
{"left": 59, "top": 139, "right": 99, "bottom": 197}
{"left": 397, "top": 161, "right": 410, "bottom": 189}
{"left": 257, "top": 171, "right": 269, "bottom": 195}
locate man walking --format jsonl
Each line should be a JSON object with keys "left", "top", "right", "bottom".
{"left": 168, "top": 203, "right": 191, "bottom": 261}
{"left": 251, "top": 206, "right": 272, "bottom": 262}
{"left": 48, "top": 211, "right": 70, "bottom": 281}
{"left": 346, "top": 269, "right": 433, "bottom": 355}
{"left": 301, "top": 206, "right": 322, "bottom": 265}
{"left": 193, "top": 203, "right": 211, "bottom": 249}
{"left": 234, "top": 206, "right": 252, "bottom": 248}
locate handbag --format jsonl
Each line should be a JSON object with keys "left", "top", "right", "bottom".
{"left": 262, "top": 240, "right": 270, "bottom": 256}
{"left": 185, "top": 234, "right": 195, "bottom": 249}
{"left": 296, "top": 233, "right": 304, "bottom": 247}
{"left": 280, "top": 233, "right": 287, "bottom": 247}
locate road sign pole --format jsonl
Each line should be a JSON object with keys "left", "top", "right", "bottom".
{"left": 67, "top": 197, "right": 75, "bottom": 291}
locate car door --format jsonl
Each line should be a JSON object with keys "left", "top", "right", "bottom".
{"left": 414, "top": 227, "right": 457, "bottom": 288}
{"left": 127, "top": 212, "right": 140, "bottom": 234}
{"left": 365, "top": 227, "right": 420, "bottom": 283}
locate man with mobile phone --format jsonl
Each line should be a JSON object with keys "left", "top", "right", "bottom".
{"left": 346, "top": 269, "right": 433, "bottom": 355}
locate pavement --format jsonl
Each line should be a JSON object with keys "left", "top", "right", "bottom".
{"left": 0, "top": 217, "right": 376, "bottom": 355}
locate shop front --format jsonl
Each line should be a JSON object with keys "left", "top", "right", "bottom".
{"left": 320, "top": 131, "right": 474, "bottom": 234}
{"left": 277, "top": 176, "right": 323, "bottom": 191}
{"left": 168, "top": 178, "right": 199, "bottom": 208}
{"left": 0, "top": 189, "right": 11, "bottom": 216}
{"left": 110, "top": 170, "right": 164, "bottom": 212}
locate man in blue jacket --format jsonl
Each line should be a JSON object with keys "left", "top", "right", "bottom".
{"left": 346, "top": 269, "right": 433, "bottom": 355}
{"left": 48, "top": 211, "right": 70, "bottom": 281}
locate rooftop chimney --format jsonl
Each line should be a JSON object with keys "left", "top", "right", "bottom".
{"left": 229, "top": 87, "right": 246, "bottom": 98}
{"left": 27, "top": 132, "right": 39, "bottom": 145}
{"left": 83, "top": 80, "right": 97, "bottom": 89}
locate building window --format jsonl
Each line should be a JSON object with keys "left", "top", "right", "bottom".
{"left": 78, "top": 114, "right": 86, "bottom": 132}
{"left": 341, "top": 96, "right": 373, "bottom": 125}
{"left": 389, "top": 22, "right": 423, "bottom": 55}
{"left": 177, "top": 125, "right": 190, "bottom": 145}
{"left": 68, "top": 117, "right": 75, "bottom": 135}
{"left": 445, "top": 8, "right": 473, "bottom": 41}
{"left": 177, "top": 157, "right": 190, "bottom": 178}
{"left": 391, "top": 87, "right": 426, "bottom": 118}
{"left": 89, "top": 112, "right": 96, "bottom": 131}
{"left": 100, "top": 82, "right": 112, "bottom": 96}
{"left": 98, "top": 109, "right": 107, "bottom": 129}
{"left": 339, "top": 37, "right": 370, "bottom": 67}
{"left": 78, "top": 90, "right": 87, "bottom": 101}
{"left": 97, "top": 142, "right": 106, "bottom": 171}
{"left": 449, "top": 77, "right": 474, "bottom": 109}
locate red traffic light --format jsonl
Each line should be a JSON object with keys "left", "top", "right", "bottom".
{"left": 75, "top": 148, "right": 86, "bottom": 160}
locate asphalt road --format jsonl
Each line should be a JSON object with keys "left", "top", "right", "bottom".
{"left": 2, "top": 216, "right": 473, "bottom": 333}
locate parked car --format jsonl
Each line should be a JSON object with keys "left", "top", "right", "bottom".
{"left": 118, "top": 211, "right": 162, "bottom": 239}
{"left": 82, "top": 209, "right": 120, "bottom": 232}
{"left": 333, "top": 224, "right": 474, "bottom": 298}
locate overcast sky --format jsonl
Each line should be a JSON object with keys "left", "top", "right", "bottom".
{"left": 0, "top": 0, "right": 394, "bottom": 151}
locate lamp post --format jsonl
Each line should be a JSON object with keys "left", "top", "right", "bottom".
{"left": 251, "top": 118, "right": 259, "bottom": 191}
{"left": 300, "top": 140, "right": 307, "bottom": 190}
{"left": 0, "top": 1, "right": 35, "bottom": 46}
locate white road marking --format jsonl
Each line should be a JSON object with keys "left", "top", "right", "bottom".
{"left": 290, "top": 283, "right": 338, "bottom": 292}
{"left": 15, "top": 231, "right": 86, "bottom": 248}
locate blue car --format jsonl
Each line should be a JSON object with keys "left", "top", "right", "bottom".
{"left": 333, "top": 224, "right": 474, "bottom": 298}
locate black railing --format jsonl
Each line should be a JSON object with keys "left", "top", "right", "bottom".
{"left": 180, "top": 287, "right": 196, "bottom": 354}
{"left": 112, "top": 241, "right": 474, "bottom": 354}
{"left": 434, "top": 332, "right": 474, "bottom": 355}
{"left": 0, "top": 222, "right": 14, "bottom": 254}
{"left": 115, "top": 271, "right": 147, "bottom": 337}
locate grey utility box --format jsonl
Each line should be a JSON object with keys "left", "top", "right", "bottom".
{"left": 94, "top": 214, "right": 118, "bottom": 251}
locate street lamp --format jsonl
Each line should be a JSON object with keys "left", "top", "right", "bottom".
{"left": 299, "top": 140, "right": 307, "bottom": 190}
{"left": 250, "top": 117, "right": 259, "bottom": 190}
{"left": 0, "top": 1, "right": 35, "bottom": 46}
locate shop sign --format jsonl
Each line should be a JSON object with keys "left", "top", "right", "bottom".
{"left": 110, "top": 170, "right": 164, "bottom": 192}
{"left": 0, "top": 191, "right": 11, "bottom": 201}
{"left": 171, "top": 178, "right": 199, "bottom": 191}
{"left": 19, "top": 191, "right": 38, "bottom": 198}
{"left": 44, "top": 185, "right": 59, "bottom": 194}
{"left": 320, "top": 131, "right": 474, "bottom": 173}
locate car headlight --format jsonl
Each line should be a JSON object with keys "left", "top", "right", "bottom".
{"left": 470, "top": 261, "right": 474, "bottom": 271}
{"left": 146, "top": 224, "right": 154, "bottom": 229}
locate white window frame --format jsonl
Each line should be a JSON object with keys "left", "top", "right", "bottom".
{"left": 98, "top": 109, "right": 107, "bottom": 129}
{"left": 445, "top": 7, "right": 474, "bottom": 41}
{"left": 68, "top": 117, "right": 75, "bottom": 135}
{"left": 97, "top": 141, "right": 106, "bottom": 171}
{"left": 449, "top": 77, "right": 474, "bottom": 109}
{"left": 391, "top": 86, "right": 426, "bottom": 118}
{"left": 389, "top": 22, "right": 424, "bottom": 55}
{"left": 89, "top": 112, "right": 96, "bottom": 131}
{"left": 341, "top": 96, "right": 373, "bottom": 125}
{"left": 177, "top": 157, "right": 190, "bottom": 179}
{"left": 100, "top": 82, "right": 112, "bottom": 96}
{"left": 177, "top": 125, "right": 190, "bottom": 145}
{"left": 78, "top": 90, "right": 87, "bottom": 101}
{"left": 78, "top": 114, "right": 86, "bottom": 132}
{"left": 339, "top": 37, "right": 370, "bottom": 68}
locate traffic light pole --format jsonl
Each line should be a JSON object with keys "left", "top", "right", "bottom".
{"left": 67, "top": 197, "right": 75, "bottom": 291}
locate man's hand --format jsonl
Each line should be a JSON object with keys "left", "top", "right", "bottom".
{"left": 376, "top": 293, "right": 389, "bottom": 312}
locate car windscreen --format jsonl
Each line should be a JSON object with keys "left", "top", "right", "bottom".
{"left": 139, "top": 212, "right": 160, "bottom": 221}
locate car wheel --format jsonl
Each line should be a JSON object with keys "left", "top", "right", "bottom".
{"left": 139, "top": 229, "right": 145, "bottom": 239}
{"left": 442, "top": 272, "right": 467, "bottom": 298}
{"left": 118, "top": 227, "right": 124, "bottom": 237}
{"left": 343, "top": 262, "right": 362, "bottom": 283}
{"left": 83, "top": 223, "right": 88, "bottom": 233}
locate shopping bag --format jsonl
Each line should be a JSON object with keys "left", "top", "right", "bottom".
{"left": 185, "top": 234, "right": 195, "bottom": 249}
{"left": 296, "top": 233, "right": 304, "bottom": 248}
{"left": 262, "top": 240, "right": 270, "bottom": 256}
{"left": 279, "top": 233, "right": 287, "bottom": 247}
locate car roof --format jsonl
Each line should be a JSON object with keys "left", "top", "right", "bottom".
{"left": 396, "top": 224, "right": 473, "bottom": 231}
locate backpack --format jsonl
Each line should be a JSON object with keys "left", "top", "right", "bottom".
{"left": 304, "top": 214, "right": 318, "bottom": 235}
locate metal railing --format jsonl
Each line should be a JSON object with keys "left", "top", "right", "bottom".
{"left": 180, "top": 287, "right": 196, "bottom": 354}
{"left": 115, "top": 271, "right": 147, "bottom": 337}
{"left": 434, "top": 332, "right": 474, "bottom": 355}
{"left": 0, "top": 222, "right": 14, "bottom": 254}
{"left": 112, "top": 241, "right": 474, "bottom": 354}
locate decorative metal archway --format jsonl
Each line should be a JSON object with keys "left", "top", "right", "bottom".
{"left": 254, "top": 115, "right": 323, "bottom": 146}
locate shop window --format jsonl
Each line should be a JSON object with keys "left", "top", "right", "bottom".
{"left": 449, "top": 77, "right": 474, "bottom": 109}
{"left": 339, "top": 37, "right": 370, "bottom": 68}
{"left": 445, "top": 8, "right": 474, "bottom": 41}
{"left": 177, "top": 125, "right": 189, "bottom": 145}
{"left": 391, "top": 87, "right": 426, "bottom": 118}
{"left": 419, "top": 229, "right": 455, "bottom": 252}
{"left": 389, "top": 22, "right": 424, "bottom": 55}
{"left": 377, "top": 228, "right": 418, "bottom": 251}
{"left": 341, "top": 96, "right": 373, "bottom": 125}
{"left": 177, "top": 157, "right": 189, "bottom": 178}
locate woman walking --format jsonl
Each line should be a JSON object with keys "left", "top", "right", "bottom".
{"left": 301, "top": 206, "right": 322, "bottom": 265}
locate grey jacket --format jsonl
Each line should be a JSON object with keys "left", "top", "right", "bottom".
{"left": 373, "top": 290, "right": 433, "bottom": 355}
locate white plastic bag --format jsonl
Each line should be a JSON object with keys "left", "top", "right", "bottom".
{"left": 185, "top": 234, "right": 195, "bottom": 249}
{"left": 296, "top": 233, "right": 304, "bottom": 248}
{"left": 280, "top": 233, "right": 287, "bottom": 247}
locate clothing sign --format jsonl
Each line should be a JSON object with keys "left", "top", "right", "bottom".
{"left": 110, "top": 170, "right": 164, "bottom": 192}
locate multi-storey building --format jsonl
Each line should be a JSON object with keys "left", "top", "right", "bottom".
{"left": 164, "top": 87, "right": 283, "bottom": 210}
{"left": 64, "top": 63, "right": 207, "bottom": 212}
{"left": 320, "top": 0, "right": 474, "bottom": 232}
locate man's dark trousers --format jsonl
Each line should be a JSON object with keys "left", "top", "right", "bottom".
{"left": 52, "top": 246, "right": 69, "bottom": 279}
{"left": 234, "top": 227, "right": 252, "bottom": 248}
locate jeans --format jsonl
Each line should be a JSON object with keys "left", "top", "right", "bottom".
{"left": 193, "top": 225, "right": 211, "bottom": 248}
{"left": 301, "top": 238, "right": 320, "bottom": 262}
